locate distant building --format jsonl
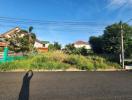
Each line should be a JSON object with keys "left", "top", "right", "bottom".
{"left": 0, "top": 27, "right": 27, "bottom": 38}
{"left": 74, "top": 41, "right": 91, "bottom": 49}
{"left": 0, "top": 35, "right": 7, "bottom": 47}
{"left": 0, "top": 42, "right": 7, "bottom": 47}
{"left": 0, "top": 27, "right": 49, "bottom": 52}
{"left": 34, "top": 40, "right": 49, "bottom": 52}
{"left": 34, "top": 40, "right": 49, "bottom": 48}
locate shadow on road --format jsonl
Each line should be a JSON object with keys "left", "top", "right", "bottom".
{"left": 18, "top": 70, "right": 33, "bottom": 100}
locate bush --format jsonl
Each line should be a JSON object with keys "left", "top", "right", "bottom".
{"left": 0, "top": 47, "right": 3, "bottom": 52}
{"left": 31, "top": 61, "right": 69, "bottom": 70}
{"left": 0, "top": 51, "right": 120, "bottom": 71}
{"left": 44, "top": 51, "right": 67, "bottom": 62}
{"left": 64, "top": 54, "right": 120, "bottom": 70}
{"left": 64, "top": 55, "right": 94, "bottom": 70}
{"left": 87, "top": 55, "right": 121, "bottom": 69}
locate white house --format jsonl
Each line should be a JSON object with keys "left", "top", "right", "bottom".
{"left": 74, "top": 41, "right": 91, "bottom": 49}
{"left": 34, "top": 39, "right": 49, "bottom": 48}
{"left": 34, "top": 40, "right": 44, "bottom": 48}
{"left": 34, "top": 39, "right": 49, "bottom": 52}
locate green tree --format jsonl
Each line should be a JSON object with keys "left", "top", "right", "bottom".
{"left": 28, "top": 26, "right": 36, "bottom": 52}
{"left": 48, "top": 44, "right": 55, "bottom": 51}
{"left": 48, "top": 42, "right": 61, "bottom": 51}
{"left": 64, "top": 44, "right": 89, "bottom": 56}
{"left": 102, "top": 22, "right": 132, "bottom": 57}
{"left": 79, "top": 47, "right": 89, "bottom": 56}
{"left": 89, "top": 36, "right": 103, "bottom": 54}
{"left": 64, "top": 44, "right": 76, "bottom": 54}
{"left": 54, "top": 42, "right": 61, "bottom": 50}
{"left": 90, "top": 22, "right": 132, "bottom": 56}
{"left": 19, "top": 35, "right": 30, "bottom": 55}
{"left": 7, "top": 33, "right": 21, "bottom": 52}
{"left": 29, "top": 26, "right": 33, "bottom": 33}
{"left": 6, "top": 27, "right": 36, "bottom": 54}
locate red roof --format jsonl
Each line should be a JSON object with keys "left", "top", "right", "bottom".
{"left": 0, "top": 42, "right": 7, "bottom": 47}
{"left": 74, "top": 41, "right": 88, "bottom": 45}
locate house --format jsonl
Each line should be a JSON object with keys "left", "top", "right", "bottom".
{"left": 0, "top": 27, "right": 27, "bottom": 38}
{"left": 74, "top": 40, "right": 91, "bottom": 49}
{"left": 0, "top": 27, "right": 29, "bottom": 47}
{"left": 34, "top": 39, "right": 49, "bottom": 52}
{"left": 0, "top": 35, "right": 7, "bottom": 47}
{"left": 0, "top": 27, "right": 49, "bottom": 52}
{"left": 0, "top": 42, "right": 7, "bottom": 47}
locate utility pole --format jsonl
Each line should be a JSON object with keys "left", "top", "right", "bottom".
{"left": 120, "top": 19, "right": 132, "bottom": 69}
{"left": 120, "top": 23, "right": 125, "bottom": 69}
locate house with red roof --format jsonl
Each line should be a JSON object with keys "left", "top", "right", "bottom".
{"left": 74, "top": 41, "right": 91, "bottom": 50}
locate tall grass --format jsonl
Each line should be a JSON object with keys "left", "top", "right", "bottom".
{"left": 0, "top": 51, "right": 121, "bottom": 71}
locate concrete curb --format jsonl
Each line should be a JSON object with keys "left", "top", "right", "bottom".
{"left": 0, "top": 69, "right": 128, "bottom": 72}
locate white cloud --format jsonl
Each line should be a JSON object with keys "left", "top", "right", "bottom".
{"left": 107, "top": 0, "right": 132, "bottom": 9}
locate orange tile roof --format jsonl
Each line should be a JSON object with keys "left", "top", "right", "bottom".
{"left": 0, "top": 42, "right": 7, "bottom": 47}
{"left": 74, "top": 41, "right": 88, "bottom": 45}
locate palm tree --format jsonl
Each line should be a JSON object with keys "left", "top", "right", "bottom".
{"left": 29, "top": 26, "right": 33, "bottom": 33}
{"left": 28, "top": 26, "right": 36, "bottom": 53}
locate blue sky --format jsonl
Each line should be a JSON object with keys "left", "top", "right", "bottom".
{"left": 0, "top": 0, "right": 132, "bottom": 46}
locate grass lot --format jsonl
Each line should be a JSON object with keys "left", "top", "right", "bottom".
{"left": 0, "top": 51, "right": 121, "bottom": 71}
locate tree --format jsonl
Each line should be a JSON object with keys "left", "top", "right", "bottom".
{"left": 48, "top": 44, "right": 55, "bottom": 51}
{"left": 102, "top": 22, "right": 132, "bottom": 57}
{"left": 28, "top": 26, "right": 36, "bottom": 44}
{"left": 48, "top": 42, "right": 61, "bottom": 51}
{"left": 89, "top": 22, "right": 132, "bottom": 58}
{"left": 7, "top": 33, "right": 21, "bottom": 52}
{"left": 54, "top": 42, "right": 61, "bottom": 50}
{"left": 29, "top": 26, "right": 33, "bottom": 33}
{"left": 79, "top": 47, "right": 89, "bottom": 56}
{"left": 19, "top": 35, "right": 30, "bottom": 54}
{"left": 64, "top": 44, "right": 89, "bottom": 56}
{"left": 6, "top": 32, "right": 30, "bottom": 54}
{"left": 6, "top": 27, "right": 36, "bottom": 54}
{"left": 64, "top": 44, "right": 76, "bottom": 54}
{"left": 89, "top": 36, "right": 103, "bottom": 54}
{"left": 28, "top": 26, "right": 36, "bottom": 52}
{"left": 102, "top": 23, "right": 122, "bottom": 54}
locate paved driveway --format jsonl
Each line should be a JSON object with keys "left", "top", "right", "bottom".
{"left": 0, "top": 71, "right": 132, "bottom": 100}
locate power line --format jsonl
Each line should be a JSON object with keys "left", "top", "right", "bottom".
{"left": 0, "top": 16, "right": 110, "bottom": 34}
{"left": 0, "top": 16, "right": 113, "bottom": 26}
{"left": 0, "top": 24, "right": 104, "bottom": 32}
{"left": 0, "top": 19, "right": 105, "bottom": 31}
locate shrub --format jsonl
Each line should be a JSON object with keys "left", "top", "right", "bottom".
{"left": 88, "top": 55, "right": 121, "bottom": 69}
{"left": 0, "top": 51, "right": 120, "bottom": 71}
{"left": 46, "top": 51, "right": 67, "bottom": 62}
{"left": 64, "top": 55, "right": 94, "bottom": 70}
{"left": 64, "top": 55, "right": 78, "bottom": 65}
{"left": 31, "top": 61, "right": 70, "bottom": 70}
{"left": 0, "top": 47, "right": 3, "bottom": 52}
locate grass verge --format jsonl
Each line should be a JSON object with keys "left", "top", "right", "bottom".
{"left": 0, "top": 51, "right": 121, "bottom": 71}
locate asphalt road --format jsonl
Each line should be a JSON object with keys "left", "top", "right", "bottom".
{"left": 0, "top": 71, "right": 132, "bottom": 100}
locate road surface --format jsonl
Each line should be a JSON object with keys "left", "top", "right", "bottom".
{"left": 0, "top": 71, "right": 132, "bottom": 100}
